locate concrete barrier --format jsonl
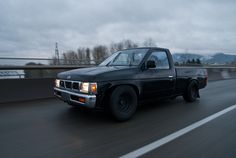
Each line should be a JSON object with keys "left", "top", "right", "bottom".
{"left": 206, "top": 68, "right": 236, "bottom": 81}
{"left": 0, "top": 78, "right": 54, "bottom": 103}
{"left": 0, "top": 68, "right": 236, "bottom": 103}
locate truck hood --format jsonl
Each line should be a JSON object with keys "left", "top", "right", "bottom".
{"left": 57, "top": 66, "right": 139, "bottom": 82}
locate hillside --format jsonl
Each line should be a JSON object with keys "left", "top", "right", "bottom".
{"left": 172, "top": 53, "right": 236, "bottom": 65}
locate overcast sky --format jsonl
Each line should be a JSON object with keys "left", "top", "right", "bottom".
{"left": 0, "top": 0, "right": 236, "bottom": 57}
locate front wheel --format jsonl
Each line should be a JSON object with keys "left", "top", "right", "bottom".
{"left": 109, "top": 86, "right": 138, "bottom": 121}
{"left": 183, "top": 81, "right": 199, "bottom": 102}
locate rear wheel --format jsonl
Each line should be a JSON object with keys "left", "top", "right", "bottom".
{"left": 183, "top": 81, "right": 199, "bottom": 102}
{"left": 109, "top": 85, "right": 138, "bottom": 121}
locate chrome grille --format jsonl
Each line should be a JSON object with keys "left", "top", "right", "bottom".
{"left": 60, "top": 81, "right": 65, "bottom": 87}
{"left": 59, "top": 80, "right": 80, "bottom": 91}
{"left": 72, "top": 82, "right": 79, "bottom": 89}
{"left": 65, "top": 81, "right": 72, "bottom": 89}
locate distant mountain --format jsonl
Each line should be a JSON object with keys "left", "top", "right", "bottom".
{"left": 172, "top": 53, "right": 236, "bottom": 65}
{"left": 205, "top": 53, "right": 236, "bottom": 64}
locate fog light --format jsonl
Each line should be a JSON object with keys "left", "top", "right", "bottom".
{"left": 79, "top": 97, "right": 86, "bottom": 103}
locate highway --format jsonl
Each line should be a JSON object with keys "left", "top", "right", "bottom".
{"left": 0, "top": 79, "right": 236, "bottom": 158}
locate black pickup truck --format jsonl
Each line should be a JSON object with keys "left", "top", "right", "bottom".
{"left": 54, "top": 47, "right": 207, "bottom": 121}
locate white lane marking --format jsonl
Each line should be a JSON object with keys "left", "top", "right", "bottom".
{"left": 120, "top": 104, "right": 236, "bottom": 158}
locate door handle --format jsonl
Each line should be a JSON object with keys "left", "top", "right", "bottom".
{"left": 169, "top": 76, "right": 174, "bottom": 81}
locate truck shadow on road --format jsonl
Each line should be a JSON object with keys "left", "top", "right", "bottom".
{"left": 56, "top": 96, "right": 198, "bottom": 126}
{"left": 55, "top": 97, "right": 201, "bottom": 145}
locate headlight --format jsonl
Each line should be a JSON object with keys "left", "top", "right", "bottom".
{"left": 80, "top": 82, "right": 97, "bottom": 94}
{"left": 80, "top": 82, "right": 89, "bottom": 93}
{"left": 55, "top": 79, "right": 60, "bottom": 87}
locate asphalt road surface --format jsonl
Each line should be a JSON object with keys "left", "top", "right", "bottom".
{"left": 0, "top": 79, "right": 236, "bottom": 158}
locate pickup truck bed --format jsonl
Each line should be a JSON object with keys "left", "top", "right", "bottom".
{"left": 175, "top": 67, "right": 207, "bottom": 95}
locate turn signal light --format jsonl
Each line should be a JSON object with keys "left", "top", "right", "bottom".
{"left": 90, "top": 83, "right": 97, "bottom": 94}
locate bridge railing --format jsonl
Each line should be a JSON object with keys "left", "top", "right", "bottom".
{"left": 1, "top": 56, "right": 236, "bottom": 78}
{"left": 0, "top": 65, "right": 236, "bottom": 80}
{"left": 0, "top": 57, "right": 99, "bottom": 79}
{"left": 1, "top": 56, "right": 236, "bottom": 103}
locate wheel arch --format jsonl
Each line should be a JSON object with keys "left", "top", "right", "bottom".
{"left": 99, "top": 82, "right": 140, "bottom": 108}
{"left": 108, "top": 83, "right": 140, "bottom": 98}
{"left": 188, "top": 78, "right": 200, "bottom": 88}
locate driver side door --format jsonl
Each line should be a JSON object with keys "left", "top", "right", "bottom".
{"left": 139, "top": 50, "right": 175, "bottom": 99}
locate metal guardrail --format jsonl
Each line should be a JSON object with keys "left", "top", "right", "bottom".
{"left": 0, "top": 65, "right": 235, "bottom": 79}
{"left": 0, "top": 57, "right": 235, "bottom": 102}
{"left": 0, "top": 57, "right": 236, "bottom": 79}
{"left": 0, "top": 57, "right": 57, "bottom": 61}
{"left": 0, "top": 65, "right": 235, "bottom": 70}
{"left": 0, "top": 57, "right": 97, "bottom": 78}
{"left": 176, "top": 66, "right": 236, "bottom": 69}
{"left": 0, "top": 57, "right": 95, "bottom": 61}
{"left": 1, "top": 57, "right": 235, "bottom": 69}
{"left": 0, "top": 57, "right": 101, "bottom": 65}
{"left": 0, "top": 65, "right": 95, "bottom": 70}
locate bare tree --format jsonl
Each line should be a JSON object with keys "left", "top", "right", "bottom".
{"left": 143, "top": 38, "right": 157, "bottom": 47}
{"left": 110, "top": 42, "right": 120, "bottom": 53}
{"left": 62, "top": 50, "right": 79, "bottom": 65}
{"left": 85, "top": 48, "right": 91, "bottom": 65}
{"left": 110, "top": 39, "right": 138, "bottom": 53}
{"left": 123, "top": 39, "right": 138, "bottom": 49}
{"left": 92, "top": 45, "right": 109, "bottom": 64}
{"left": 77, "top": 47, "right": 86, "bottom": 64}
{"left": 50, "top": 38, "right": 153, "bottom": 66}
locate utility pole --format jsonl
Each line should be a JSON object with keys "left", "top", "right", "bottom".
{"left": 55, "top": 42, "right": 60, "bottom": 65}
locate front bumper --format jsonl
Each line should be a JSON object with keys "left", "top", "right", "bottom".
{"left": 54, "top": 87, "right": 96, "bottom": 108}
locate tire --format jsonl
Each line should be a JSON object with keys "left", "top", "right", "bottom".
{"left": 109, "top": 85, "right": 138, "bottom": 121}
{"left": 183, "top": 81, "right": 199, "bottom": 102}
{"left": 170, "top": 96, "right": 177, "bottom": 100}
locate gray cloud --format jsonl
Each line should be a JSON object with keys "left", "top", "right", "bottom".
{"left": 0, "top": 0, "right": 236, "bottom": 57}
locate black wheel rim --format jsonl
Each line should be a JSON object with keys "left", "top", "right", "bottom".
{"left": 191, "top": 86, "right": 197, "bottom": 99}
{"left": 118, "top": 93, "right": 133, "bottom": 113}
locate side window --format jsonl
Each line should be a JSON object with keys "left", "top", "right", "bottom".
{"left": 147, "top": 51, "right": 170, "bottom": 69}
{"left": 133, "top": 52, "right": 145, "bottom": 65}
{"left": 112, "top": 53, "right": 129, "bottom": 65}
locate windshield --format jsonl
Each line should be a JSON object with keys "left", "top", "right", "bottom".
{"left": 99, "top": 49, "right": 148, "bottom": 66}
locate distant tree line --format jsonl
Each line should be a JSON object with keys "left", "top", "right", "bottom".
{"left": 230, "top": 60, "right": 236, "bottom": 66}
{"left": 175, "top": 58, "right": 202, "bottom": 66}
{"left": 50, "top": 38, "right": 157, "bottom": 65}
{"left": 25, "top": 38, "right": 218, "bottom": 78}
{"left": 24, "top": 38, "right": 157, "bottom": 78}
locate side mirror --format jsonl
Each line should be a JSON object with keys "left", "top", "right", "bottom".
{"left": 147, "top": 60, "right": 156, "bottom": 69}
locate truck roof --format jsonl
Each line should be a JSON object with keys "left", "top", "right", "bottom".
{"left": 122, "top": 47, "right": 169, "bottom": 51}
